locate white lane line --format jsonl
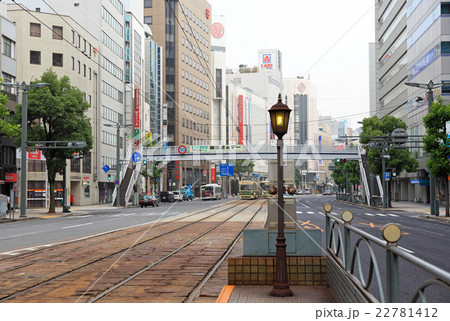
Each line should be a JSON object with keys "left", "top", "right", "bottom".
{"left": 376, "top": 213, "right": 387, "bottom": 216}
{"left": 296, "top": 211, "right": 303, "bottom": 214}
{"left": 298, "top": 202, "right": 310, "bottom": 208}
{"left": 62, "top": 222, "right": 93, "bottom": 229}
{"left": 331, "top": 212, "right": 338, "bottom": 215}
{"left": 364, "top": 213, "right": 375, "bottom": 216}
{"left": 0, "top": 231, "right": 41, "bottom": 241}
{"left": 387, "top": 214, "right": 399, "bottom": 217}
{"left": 307, "top": 211, "right": 315, "bottom": 214}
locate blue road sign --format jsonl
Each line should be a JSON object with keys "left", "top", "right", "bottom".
{"left": 220, "top": 164, "right": 234, "bottom": 176}
{"left": 163, "top": 142, "right": 167, "bottom": 152}
{"left": 103, "top": 165, "right": 110, "bottom": 173}
{"left": 132, "top": 152, "right": 142, "bottom": 162}
{"left": 114, "top": 179, "right": 120, "bottom": 185}
{"left": 384, "top": 172, "right": 391, "bottom": 180}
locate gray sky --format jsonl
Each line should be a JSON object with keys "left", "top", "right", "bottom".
{"left": 208, "top": 0, "right": 376, "bottom": 128}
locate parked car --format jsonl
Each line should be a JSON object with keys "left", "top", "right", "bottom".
{"left": 295, "top": 189, "right": 303, "bottom": 195}
{"left": 304, "top": 188, "right": 312, "bottom": 195}
{"left": 160, "top": 191, "right": 174, "bottom": 203}
{"left": 139, "top": 194, "right": 159, "bottom": 208}
{"left": 323, "top": 190, "right": 332, "bottom": 195}
{"left": 172, "top": 191, "right": 183, "bottom": 202}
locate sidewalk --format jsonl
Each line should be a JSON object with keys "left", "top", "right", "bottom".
{"left": 0, "top": 204, "right": 120, "bottom": 223}
{"left": 389, "top": 201, "right": 450, "bottom": 223}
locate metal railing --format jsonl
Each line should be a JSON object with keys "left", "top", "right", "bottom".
{"left": 324, "top": 204, "right": 450, "bottom": 303}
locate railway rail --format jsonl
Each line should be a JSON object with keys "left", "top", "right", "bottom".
{"left": 0, "top": 199, "right": 265, "bottom": 303}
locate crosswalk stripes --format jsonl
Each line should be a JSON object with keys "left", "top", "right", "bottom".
{"left": 387, "top": 213, "right": 399, "bottom": 217}
{"left": 294, "top": 211, "right": 401, "bottom": 218}
{"left": 364, "top": 213, "right": 375, "bottom": 216}
{"left": 376, "top": 213, "right": 387, "bottom": 216}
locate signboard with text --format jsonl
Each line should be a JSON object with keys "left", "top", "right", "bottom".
{"left": 238, "top": 95, "right": 244, "bottom": 145}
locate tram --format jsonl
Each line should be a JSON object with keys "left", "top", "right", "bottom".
{"left": 238, "top": 180, "right": 260, "bottom": 199}
{"left": 259, "top": 181, "right": 271, "bottom": 198}
{"left": 200, "top": 184, "right": 222, "bottom": 200}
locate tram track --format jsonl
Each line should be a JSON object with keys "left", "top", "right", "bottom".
{"left": 0, "top": 199, "right": 264, "bottom": 303}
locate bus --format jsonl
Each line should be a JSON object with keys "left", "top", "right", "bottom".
{"left": 239, "top": 180, "right": 260, "bottom": 199}
{"left": 201, "top": 184, "right": 222, "bottom": 200}
{"left": 259, "top": 181, "right": 271, "bottom": 198}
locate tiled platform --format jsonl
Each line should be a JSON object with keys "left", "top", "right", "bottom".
{"left": 217, "top": 285, "right": 337, "bottom": 303}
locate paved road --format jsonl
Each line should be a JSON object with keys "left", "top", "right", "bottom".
{"left": 0, "top": 198, "right": 233, "bottom": 256}
{"left": 293, "top": 195, "right": 450, "bottom": 302}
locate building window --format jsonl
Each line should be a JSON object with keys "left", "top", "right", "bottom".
{"left": 52, "top": 25, "right": 63, "bottom": 40}
{"left": 82, "top": 152, "right": 91, "bottom": 173}
{"left": 71, "top": 56, "right": 75, "bottom": 70}
{"left": 2, "top": 37, "right": 14, "bottom": 58}
{"left": 2, "top": 73, "right": 15, "bottom": 94}
{"left": 30, "top": 51, "right": 41, "bottom": 64}
{"left": 144, "top": 0, "right": 152, "bottom": 8}
{"left": 52, "top": 53, "right": 63, "bottom": 67}
{"left": 30, "top": 23, "right": 41, "bottom": 37}
{"left": 144, "top": 16, "right": 152, "bottom": 24}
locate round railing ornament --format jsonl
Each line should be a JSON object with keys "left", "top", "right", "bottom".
{"left": 287, "top": 186, "right": 296, "bottom": 195}
{"left": 269, "top": 186, "right": 277, "bottom": 195}
{"left": 341, "top": 210, "right": 354, "bottom": 223}
{"left": 323, "top": 203, "right": 332, "bottom": 213}
{"left": 382, "top": 223, "right": 402, "bottom": 243}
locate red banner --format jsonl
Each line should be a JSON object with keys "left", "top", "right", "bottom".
{"left": 5, "top": 173, "right": 17, "bottom": 182}
{"left": 211, "top": 168, "right": 215, "bottom": 182}
{"left": 134, "top": 89, "right": 140, "bottom": 128}
{"left": 28, "top": 150, "right": 41, "bottom": 160}
{"left": 238, "top": 95, "right": 244, "bottom": 145}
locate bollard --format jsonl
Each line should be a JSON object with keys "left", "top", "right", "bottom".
{"left": 323, "top": 203, "right": 332, "bottom": 249}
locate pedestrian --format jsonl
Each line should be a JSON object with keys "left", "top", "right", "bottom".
{"left": 6, "top": 195, "right": 10, "bottom": 212}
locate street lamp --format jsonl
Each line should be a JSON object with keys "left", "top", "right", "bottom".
{"left": 268, "top": 93, "right": 292, "bottom": 297}
{"left": 103, "top": 122, "right": 133, "bottom": 207}
{"left": 405, "top": 80, "right": 447, "bottom": 215}
{"left": 3, "top": 81, "right": 49, "bottom": 217}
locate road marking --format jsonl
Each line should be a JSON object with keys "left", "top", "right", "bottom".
{"left": 387, "top": 214, "right": 399, "bottom": 217}
{"left": 364, "top": 213, "right": 375, "bottom": 216}
{"left": 0, "top": 231, "right": 41, "bottom": 241}
{"left": 296, "top": 211, "right": 303, "bottom": 214}
{"left": 331, "top": 212, "right": 338, "bottom": 215}
{"left": 298, "top": 202, "right": 310, "bottom": 208}
{"left": 307, "top": 211, "right": 315, "bottom": 214}
{"left": 376, "top": 213, "right": 387, "bottom": 216}
{"left": 62, "top": 222, "right": 93, "bottom": 229}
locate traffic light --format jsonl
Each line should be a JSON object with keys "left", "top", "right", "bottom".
{"left": 143, "top": 160, "right": 147, "bottom": 165}
{"left": 107, "top": 173, "right": 111, "bottom": 181}
{"left": 336, "top": 159, "right": 340, "bottom": 163}
{"left": 392, "top": 169, "right": 397, "bottom": 177}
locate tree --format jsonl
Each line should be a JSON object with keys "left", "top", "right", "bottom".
{"left": 234, "top": 159, "right": 255, "bottom": 180}
{"left": 0, "top": 81, "right": 20, "bottom": 137}
{"left": 331, "top": 160, "right": 360, "bottom": 193}
{"left": 423, "top": 97, "right": 450, "bottom": 217}
{"left": 13, "top": 69, "right": 93, "bottom": 213}
{"left": 360, "top": 115, "right": 418, "bottom": 176}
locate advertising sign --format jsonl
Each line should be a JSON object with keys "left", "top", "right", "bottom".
{"left": 211, "top": 168, "right": 215, "bottom": 182}
{"left": 238, "top": 95, "right": 244, "bottom": 145}
{"left": 5, "top": 173, "right": 17, "bottom": 183}
{"left": 28, "top": 150, "right": 41, "bottom": 160}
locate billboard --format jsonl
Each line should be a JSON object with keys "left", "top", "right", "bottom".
{"left": 238, "top": 95, "right": 244, "bottom": 144}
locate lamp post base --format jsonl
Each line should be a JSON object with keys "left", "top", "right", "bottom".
{"left": 270, "top": 285, "right": 293, "bottom": 297}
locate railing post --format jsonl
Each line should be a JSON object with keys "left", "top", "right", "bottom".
{"left": 382, "top": 224, "right": 402, "bottom": 303}
{"left": 323, "top": 204, "right": 332, "bottom": 249}
{"left": 341, "top": 211, "right": 354, "bottom": 272}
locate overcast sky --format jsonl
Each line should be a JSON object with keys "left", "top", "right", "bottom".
{"left": 208, "top": 0, "right": 376, "bottom": 129}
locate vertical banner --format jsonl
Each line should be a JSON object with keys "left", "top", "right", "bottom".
{"left": 238, "top": 95, "right": 244, "bottom": 145}
{"left": 134, "top": 89, "right": 140, "bottom": 147}
{"left": 211, "top": 168, "right": 215, "bottom": 182}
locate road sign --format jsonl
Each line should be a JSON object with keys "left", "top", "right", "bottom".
{"left": 384, "top": 172, "right": 391, "bottom": 180}
{"left": 178, "top": 145, "right": 187, "bottom": 154}
{"left": 103, "top": 165, "right": 110, "bottom": 173}
{"left": 132, "top": 152, "right": 142, "bottom": 162}
{"left": 220, "top": 164, "right": 234, "bottom": 176}
{"left": 114, "top": 179, "right": 120, "bottom": 185}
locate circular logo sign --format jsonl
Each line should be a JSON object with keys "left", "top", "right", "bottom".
{"left": 211, "top": 22, "right": 224, "bottom": 39}
{"left": 297, "top": 82, "right": 306, "bottom": 93}
{"left": 178, "top": 145, "right": 187, "bottom": 154}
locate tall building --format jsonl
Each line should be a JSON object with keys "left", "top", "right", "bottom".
{"left": 0, "top": 2, "right": 17, "bottom": 198}
{"left": 375, "top": 0, "right": 408, "bottom": 120}
{"left": 144, "top": 0, "right": 213, "bottom": 191}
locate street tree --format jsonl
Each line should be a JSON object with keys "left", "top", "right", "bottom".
{"left": 13, "top": 69, "right": 93, "bottom": 213}
{"left": 234, "top": 159, "right": 255, "bottom": 180}
{"left": 360, "top": 115, "right": 418, "bottom": 176}
{"left": 0, "top": 81, "right": 20, "bottom": 137}
{"left": 423, "top": 97, "right": 450, "bottom": 216}
{"left": 331, "top": 160, "right": 360, "bottom": 193}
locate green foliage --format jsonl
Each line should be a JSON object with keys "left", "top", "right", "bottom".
{"left": 13, "top": 69, "right": 93, "bottom": 212}
{"left": 0, "top": 81, "right": 21, "bottom": 137}
{"left": 423, "top": 97, "right": 450, "bottom": 179}
{"left": 234, "top": 159, "right": 255, "bottom": 179}
{"left": 360, "top": 115, "right": 418, "bottom": 176}
{"left": 331, "top": 160, "right": 360, "bottom": 191}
